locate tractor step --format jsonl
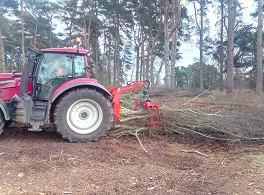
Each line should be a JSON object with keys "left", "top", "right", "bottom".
{"left": 28, "top": 121, "right": 42, "bottom": 132}
{"left": 28, "top": 101, "right": 49, "bottom": 131}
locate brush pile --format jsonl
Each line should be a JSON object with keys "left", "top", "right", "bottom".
{"left": 109, "top": 89, "right": 264, "bottom": 142}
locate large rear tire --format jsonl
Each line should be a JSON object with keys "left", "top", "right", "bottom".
{"left": 0, "top": 111, "right": 5, "bottom": 135}
{"left": 53, "top": 88, "right": 113, "bottom": 142}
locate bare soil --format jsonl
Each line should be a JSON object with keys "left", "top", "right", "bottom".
{"left": 1, "top": 90, "right": 264, "bottom": 194}
{"left": 0, "top": 128, "right": 264, "bottom": 194}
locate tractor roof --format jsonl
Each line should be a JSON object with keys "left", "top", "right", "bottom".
{"left": 41, "top": 48, "right": 89, "bottom": 55}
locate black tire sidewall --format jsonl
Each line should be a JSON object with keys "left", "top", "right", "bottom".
{"left": 0, "top": 111, "right": 4, "bottom": 133}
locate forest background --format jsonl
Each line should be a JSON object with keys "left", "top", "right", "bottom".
{"left": 0, "top": 0, "right": 263, "bottom": 95}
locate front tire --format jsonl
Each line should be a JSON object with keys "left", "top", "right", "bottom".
{"left": 54, "top": 88, "right": 113, "bottom": 142}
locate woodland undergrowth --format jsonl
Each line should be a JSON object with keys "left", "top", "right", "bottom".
{"left": 109, "top": 89, "right": 264, "bottom": 149}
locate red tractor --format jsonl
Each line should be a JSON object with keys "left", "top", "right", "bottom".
{"left": 0, "top": 47, "right": 160, "bottom": 142}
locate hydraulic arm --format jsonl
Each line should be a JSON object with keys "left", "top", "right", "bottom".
{"left": 108, "top": 80, "right": 160, "bottom": 126}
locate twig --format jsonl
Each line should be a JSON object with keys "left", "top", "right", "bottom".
{"left": 109, "top": 129, "right": 137, "bottom": 137}
{"left": 184, "top": 109, "right": 238, "bottom": 118}
{"left": 109, "top": 126, "right": 149, "bottom": 153}
{"left": 120, "top": 115, "right": 149, "bottom": 123}
{"left": 183, "top": 91, "right": 206, "bottom": 106}
{"left": 180, "top": 150, "right": 208, "bottom": 158}
{"left": 113, "top": 125, "right": 136, "bottom": 130}
{"left": 130, "top": 128, "right": 149, "bottom": 154}
{"left": 165, "top": 121, "right": 264, "bottom": 141}
{"left": 213, "top": 105, "right": 227, "bottom": 115}
{"left": 164, "top": 121, "right": 241, "bottom": 141}
{"left": 120, "top": 108, "right": 145, "bottom": 116}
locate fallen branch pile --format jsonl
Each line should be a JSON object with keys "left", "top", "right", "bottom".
{"left": 109, "top": 90, "right": 264, "bottom": 143}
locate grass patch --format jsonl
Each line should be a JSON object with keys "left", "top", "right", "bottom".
{"left": 251, "top": 154, "right": 264, "bottom": 173}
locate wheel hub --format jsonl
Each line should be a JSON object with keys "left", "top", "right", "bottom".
{"left": 66, "top": 99, "right": 103, "bottom": 134}
{"left": 80, "top": 110, "right": 89, "bottom": 119}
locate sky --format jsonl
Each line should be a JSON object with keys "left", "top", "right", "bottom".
{"left": 178, "top": 0, "right": 257, "bottom": 67}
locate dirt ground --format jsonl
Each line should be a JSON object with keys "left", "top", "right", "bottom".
{"left": 0, "top": 127, "right": 264, "bottom": 194}
{"left": 1, "top": 90, "right": 264, "bottom": 194}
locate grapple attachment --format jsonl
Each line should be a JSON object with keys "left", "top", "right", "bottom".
{"left": 135, "top": 100, "right": 161, "bottom": 126}
{"left": 108, "top": 80, "right": 161, "bottom": 126}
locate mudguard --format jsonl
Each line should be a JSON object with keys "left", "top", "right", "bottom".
{"left": 0, "top": 98, "right": 10, "bottom": 120}
{"left": 50, "top": 80, "right": 112, "bottom": 103}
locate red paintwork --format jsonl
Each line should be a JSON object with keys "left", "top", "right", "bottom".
{"left": 42, "top": 48, "right": 89, "bottom": 55}
{"left": 108, "top": 83, "right": 143, "bottom": 120}
{"left": 135, "top": 101, "right": 161, "bottom": 126}
{"left": 0, "top": 73, "right": 32, "bottom": 101}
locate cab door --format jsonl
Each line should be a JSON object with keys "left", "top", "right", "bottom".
{"left": 35, "top": 53, "right": 73, "bottom": 100}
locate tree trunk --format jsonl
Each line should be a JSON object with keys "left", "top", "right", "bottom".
{"left": 115, "top": 15, "right": 121, "bottom": 85}
{"left": 95, "top": 41, "right": 99, "bottom": 76}
{"left": 199, "top": 0, "right": 204, "bottom": 91}
{"left": 154, "top": 59, "right": 164, "bottom": 88}
{"left": 82, "top": 0, "right": 87, "bottom": 49}
{"left": 170, "top": 30, "right": 177, "bottom": 88}
{"left": 146, "top": 26, "right": 151, "bottom": 81}
{"left": 135, "top": 46, "right": 139, "bottom": 81}
{"left": 140, "top": 35, "right": 145, "bottom": 80}
{"left": 0, "top": 31, "right": 6, "bottom": 73}
{"left": 49, "top": 17, "right": 53, "bottom": 47}
{"left": 164, "top": 0, "right": 171, "bottom": 87}
{"left": 20, "top": 0, "right": 25, "bottom": 71}
{"left": 256, "top": 0, "right": 263, "bottom": 95}
{"left": 87, "top": 20, "right": 91, "bottom": 49}
{"left": 107, "top": 35, "right": 112, "bottom": 86}
{"left": 33, "top": 17, "right": 38, "bottom": 48}
{"left": 219, "top": 0, "right": 224, "bottom": 91}
{"left": 170, "top": 0, "right": 181, "bottom": 88}
{"left": 226, "top": 0, "right": 236, "bottom": 96}
{"left": 150, "top": 39, "right": 156, "bottom": 86}
{"left": 83, "top": 15, "right": 87, "bottom": 49}
{"left": 113, "top": 39, "right": 117, "bottom": 85}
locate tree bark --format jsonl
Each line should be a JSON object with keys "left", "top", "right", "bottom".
{"left": 49, "top": 16, "right": 53, "bottom": 47}
{"left": 199, "top": 0, "right": 204, "bottom": 90}
{"left": 256, "top": 0, "right": 263, "bottom": 95}
{"left": 193, "top": 0, "right": 204, "bottom": 90}
{"left": 107, "top": 34, "right": 112, "bottom": 86}
{"left": 20, "top": 0, "right": 25, "bottom": 71}
{"left": 0, "top": 31, "right": 6, "bottom": 73}
{"left": 164, "top": 0, "right": 171, "bottom": 87}
{"left": 135, "top": 45, "right": 140, "bottom": 81}
{"left": 171, "top": 30, "right": 177, "bottom": 88}
{"left": 163, "top": 0, "right": 181, "bottom": 87}
{"left": 140, "top": 35, "right": 145, "bottom": 80}
{"left": 226, "top": 0, "right": 236, "bottom": 96}
{"left": 170, "top": 0, "right": 181, "bottom": 88}
{"left": 219, "top": 0, "right": 224, "bottom": 91}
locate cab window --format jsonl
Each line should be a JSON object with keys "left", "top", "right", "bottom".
{"left": 36, "top": 53, "right": 72, "bottom": 99}
{"left": 74, "top": 55, "right": 85, "bottom": 77}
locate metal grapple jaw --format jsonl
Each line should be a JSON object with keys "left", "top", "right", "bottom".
{"left": 135, "top": 100, "right": 161, "bottom": 126}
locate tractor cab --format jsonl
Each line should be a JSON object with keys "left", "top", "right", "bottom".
{"left": 22, "top": 48, "right": 89, "bottom": 101}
